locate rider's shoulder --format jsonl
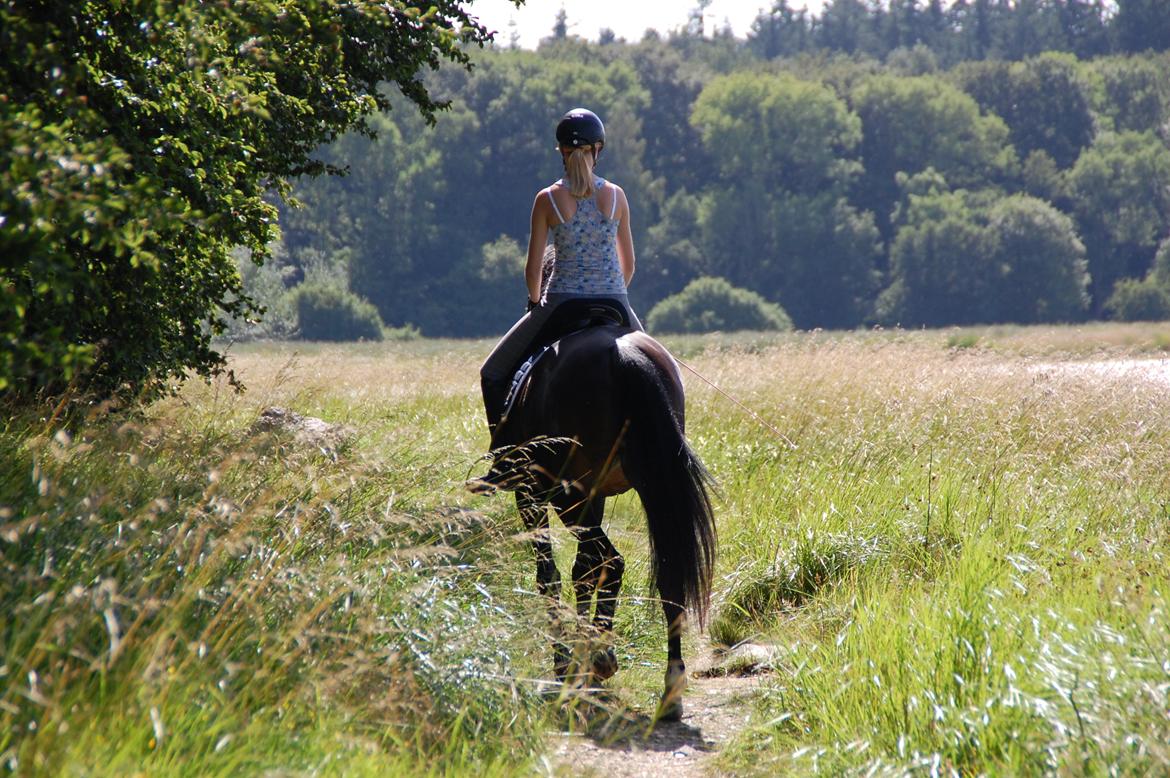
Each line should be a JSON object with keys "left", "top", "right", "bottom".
{"left": 533, "top": 184, "right": 558, "bottom": 206}
{"left": 607, "top": 182, "right": 628, "bottom": 210}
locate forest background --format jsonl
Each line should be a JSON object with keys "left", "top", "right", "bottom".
{"left": 243, "top": 0, "right": 1170, "bottom": 343}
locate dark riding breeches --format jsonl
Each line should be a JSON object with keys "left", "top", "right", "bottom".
{"left": 479, "top": 292, "right": 643, "bottom": 383}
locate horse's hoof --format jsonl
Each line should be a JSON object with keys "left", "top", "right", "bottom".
{"left": 656, "top": 660, "right": 686, "bottom": 722}
{"left": 590, "top": 647, "right": 618, "bottom": 681}
{"left": 655, "top": 698, "right": 684, "bottom": 722}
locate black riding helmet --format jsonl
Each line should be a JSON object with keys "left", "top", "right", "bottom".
{"left": 556, "top": 108, "right": 605, "bottom": 151}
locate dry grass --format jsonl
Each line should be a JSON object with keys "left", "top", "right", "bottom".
{"left": 4, "top": 321, "right": 1170, "bottom": 775}
{"left": 0, "top": 339, "right": 548, "bottom": 776}
{"left": 669, "top": 328, "right": 1170, "bottom": 775}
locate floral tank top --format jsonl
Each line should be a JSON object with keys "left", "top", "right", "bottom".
{"left": 544, "top": 177, "right": 626, "bottom": 296}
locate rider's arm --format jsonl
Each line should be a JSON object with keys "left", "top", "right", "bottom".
{"left": 615, "top": 186, "right": 636, "bottom": 286}
{"left": 526, "top": 191, "right": 551, "bottom": 305}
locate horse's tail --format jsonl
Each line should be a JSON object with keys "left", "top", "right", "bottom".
{"left": 615, "top": 343, "right": 716, "bottom": 625}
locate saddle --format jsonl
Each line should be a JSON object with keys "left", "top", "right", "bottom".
{"left": 502, "top": 298, "right": 629, "bottom": 416}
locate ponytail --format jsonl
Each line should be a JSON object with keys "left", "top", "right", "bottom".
{"left": 564, "top": 146, "right": 596, "bottom": 199}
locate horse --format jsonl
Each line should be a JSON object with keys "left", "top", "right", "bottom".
{"left": 473, "top": 303, "right": 716, "bottom": 721}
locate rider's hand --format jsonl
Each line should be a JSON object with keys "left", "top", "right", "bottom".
{"left": 527, "top": 298, "right": 539, "bottom": 313}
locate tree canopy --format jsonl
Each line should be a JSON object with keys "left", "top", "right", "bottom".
{"left": 1, "top": 0, "right": 501, "bottom": 400}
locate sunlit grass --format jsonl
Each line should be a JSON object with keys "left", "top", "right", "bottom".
{"left": 0, "top": 342, "right": 549, "bottom": 776}
{"left": 676, "top": 327, "right": 1170, "bottom": 775}
{"left": 3, "top": 322, "right": 1169, "bottom": 774}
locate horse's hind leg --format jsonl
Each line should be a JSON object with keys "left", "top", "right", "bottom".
{"left": 560, "top": 494, "right": 624, "bottom": 681}
{"left": 518, "top": 491, "right": 570, "bottom": 680}
{"left": 581, "top": 526, "right": 623, "bottom": 680}
{"left": 657, "top": 580, "right": 688, "bottom": 721}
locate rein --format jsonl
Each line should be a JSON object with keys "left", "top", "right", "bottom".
{"left": 672, "top": 354, "right": 799, "bottom": 450}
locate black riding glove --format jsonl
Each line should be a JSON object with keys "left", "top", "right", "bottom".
{"left": 527, "top": 298, "right": 539, "bottom": 313}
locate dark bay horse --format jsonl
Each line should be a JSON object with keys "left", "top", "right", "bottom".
{"left": 477, "top": 319, "right": 716, "bottom": 721}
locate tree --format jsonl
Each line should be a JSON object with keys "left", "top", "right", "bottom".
{"left": 878, "top": 188, "right": 1088, "bottom": 326}
{"left": 817, "top": 0, "right": 874, "bottom": 55}
{"left": 685, "top": 0, "right": 714, "bottom": 39}
{"left": 1153, "top": 238, "right": 1170, "bottom": 288}
{"left": 1104, "top": 278, "right": 1170, "bottom": 321}
{"left": 1104, "top": 236, "right": 1170, "bottom": 321}
{"left": 983, "top": 195, "right": 1089, "bottom": 323}
{"left": 1066, "top": 131, "right": 1170, "bottom": 309}
{"left": 624, "top": 40, "right": 711, "bottom": 196}
{"left": 883, "top": 0, "right": 928, "bottom": 54}
{"left": 877, "top": 189, "right": 995, "bottom": 326}
{"left": 1085, "top": 56, "right": 1170, "bottom": 135}
{"left": 552, "top": 8, "right": 569, "bottom": 40}
{"left": 692, "top": 71, "right": 862, "bottom": 197}
{"left": 747, "top": 1, "right": 812, "bottom": 59}
{"left": 997, "top": 0, "right": 1066, "bottom": 60}
{"left": 847, "top": 74, "right": 1015, "bottom": 242}
{"left": 634, "top": 190, "right": 705, "bottom": 310}
{"left": 1057, "top": 0, "right": 1111, "bottom": 58}
{"left": 1113, "top": 0, "right": 1170, "bottom": 54}
{"left": 1, "top": 0, "right": 500, "bottom": 400}
{"left": 954, "top": 54, "right": 1094, "bottom": 169}
{"left": 691, "top": 71, "right": 880, "bottom": 328}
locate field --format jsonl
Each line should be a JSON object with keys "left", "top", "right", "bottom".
{"left": 3, "top": 323, "right": 1170, "bottom": 776}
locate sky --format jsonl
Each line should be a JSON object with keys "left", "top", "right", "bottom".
{"left": 468, "top": 0, "right": 830, "bottom": 49}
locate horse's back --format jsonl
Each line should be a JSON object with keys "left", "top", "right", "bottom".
{"left": 554, "top": 326, "right": 678, "bottom": 377}
{"left": 503, "top": 325, "right": 682, "bottom": 493}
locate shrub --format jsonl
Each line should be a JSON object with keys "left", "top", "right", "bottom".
{"left": 225, "top": 246, "right": 299, "bottom": 341}
{"left": 293, "top": 283, "right": 385, "bottom": 341}
{"left": 1104, "top": 278, "right": 1170, "bottom": 322}
{"left": 647, "top": 276, "right": 793, "bottom": 334}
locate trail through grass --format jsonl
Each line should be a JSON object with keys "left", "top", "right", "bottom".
{"left": 3, "top": 323, "right": 1169, "bottom": 775}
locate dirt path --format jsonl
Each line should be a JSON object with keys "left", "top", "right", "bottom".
{"left": 541, "top": 647, "right": 771, "bottom": 778}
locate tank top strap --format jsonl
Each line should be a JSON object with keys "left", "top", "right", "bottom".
{"left": 545, "top": 188, "right": 566, "bottom": 224}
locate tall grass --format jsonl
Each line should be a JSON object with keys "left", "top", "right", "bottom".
{"left": 0, "top": 344, "right": 549, "bottom": 776}
{"left": 4, "top": 325, "right": 1169, "bottom": 774}
{"left": 683, "top": 332, "right": 1170, "bottom": 774}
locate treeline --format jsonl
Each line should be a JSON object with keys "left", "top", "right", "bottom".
{"left": 253, "top": 1, "right": 1170, "bottom": 338}
{"left": 745, "top": 0, "right": 1168, "bottom": 65}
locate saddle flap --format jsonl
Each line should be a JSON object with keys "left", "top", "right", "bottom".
{"left": 503, "top": 344, "right": 551, "bottom": 420}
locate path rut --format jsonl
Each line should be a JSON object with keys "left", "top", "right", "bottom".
{"left": 541, "top": 650, "right": 770, "bottom": 778}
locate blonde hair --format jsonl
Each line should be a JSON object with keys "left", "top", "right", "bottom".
{"left": 563, "top": 146, "right": 597, "bottom": 199}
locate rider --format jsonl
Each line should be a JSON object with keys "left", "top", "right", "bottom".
{"left": 478, "top": 108, "right": 644, "bottom": 438}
